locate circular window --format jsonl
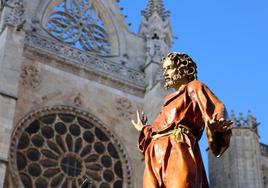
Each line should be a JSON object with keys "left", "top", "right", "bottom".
{"left": 10, "top": 106, "right": 131, "bottom": 188}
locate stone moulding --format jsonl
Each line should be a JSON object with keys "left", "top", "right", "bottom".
{"left": 24, "top": 34, "right": 145, "bottom": 91}
{"left": 9, "top": 105, "right": 132, "bottom": 188}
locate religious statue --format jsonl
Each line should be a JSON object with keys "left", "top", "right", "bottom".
{"left": 131, "top": 52, "right": 232, "bottom": 188}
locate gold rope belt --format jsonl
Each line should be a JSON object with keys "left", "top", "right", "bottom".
{"left": 151, "top": 124, "right": 195, "bottom": 143}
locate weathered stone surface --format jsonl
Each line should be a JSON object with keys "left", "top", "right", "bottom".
{"left": 0, "top": 163, "right": 7, "bottom": 188}
{"left": 0, "top": 95, "right": 16, "bottom": 160}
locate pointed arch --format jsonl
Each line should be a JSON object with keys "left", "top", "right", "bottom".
{"left": 40, "top": 0, "right": 120, "bottom": 55}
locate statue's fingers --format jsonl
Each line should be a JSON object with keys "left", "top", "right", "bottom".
{"left": 223, "top": 125, "right": 228, "bottom": 130}
{"left": 212, "top": 113, "right": 218, "bottom": 121}
{"left": 219, "top": 117, "right": 224, "bottom": 122}
{"left": 131, "top": 120, "right": 142, "bottom": 131}
{"left": 221, "top": 124, "right": 233, "bottom": 132}
{"left": 224, "top": 120, "right": 233, "bottom": 127}
{"left": 136, "top": 110, "right": 141, "bottom": 121}
{"left": 141, "top": 111, "right": 144, "bottom": 119}
{"left": 131, "top": 120, "right": 136, "bottom": 126}
{"left": 223, "top": 126, "right": 232, "bottom": 131}
{"left": 145, "top": 115, "right": 148, "bottom": 123}
{"left": 136, "top": 110, "right": 139, "bottom": 117}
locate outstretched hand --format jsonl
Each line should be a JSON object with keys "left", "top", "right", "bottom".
{"left": 131, "top": 110, "right": 148, "bottom": 131}
{"left": 207, "top": 117, "right": 233, "bottom": 133}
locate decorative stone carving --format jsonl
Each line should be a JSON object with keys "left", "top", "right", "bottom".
{"left": 115, "top": 98, "right": 135, "bottom": 120}
{"left": 45, "top": 0, "right": 110, "bottom": 54}
{"left": 73, "top": 93, "right": 83, "bottom": 107}
{"left": 230, "top": 110, "right": 259, "bottom": 133}
{"left": 0, "top": 0, "right": 25, "bottom": 31}
{"left": 24, "top": 34, "right": 145, "bottom": 89}
{"left": 20, "top": 64, "right": 41, "bottom": 89}
{"left": 9, "top": 106, "right": 132, "bottom": 188}
{"left": 141, "top": 0, "right": 170, "bottom": 19}
{"left": 139, "top": 0, "right": 172, "bottom": 90}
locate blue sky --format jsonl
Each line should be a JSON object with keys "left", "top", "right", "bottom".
{"left": 119, "top": 0, "right": 268, "bottom": 173}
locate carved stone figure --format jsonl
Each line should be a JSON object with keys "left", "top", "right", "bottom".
{"left": 115, "top": 97, "right": 135, "bottom": 120}
{"left": 132, "top": 52, "right": 232, "bottom": 188}
{"left": 20, "top": 64, "right": 41, "bottom": 89}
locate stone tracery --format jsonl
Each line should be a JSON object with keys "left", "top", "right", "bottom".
{"left": 45, "top": 0, "right": 111, "bottom": 54}
{"left": 9, "top": 106, "right": 131, "bottom": 188}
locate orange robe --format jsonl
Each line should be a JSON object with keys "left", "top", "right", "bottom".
{"left": 138, "top": 80, "right": 232, "bottom": 188}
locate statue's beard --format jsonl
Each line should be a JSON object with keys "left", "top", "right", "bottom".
{"left": 164, "top": 74, "right": 181, "bottom": 89}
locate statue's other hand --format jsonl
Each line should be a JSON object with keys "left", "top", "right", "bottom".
{"left": 131, "top": 110, "right": 147, "bottom": 131}
{"left": 207, "top": 118, "right": 233, "bottom": 133}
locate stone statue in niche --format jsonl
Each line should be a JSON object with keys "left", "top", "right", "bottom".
{"left": 131, "top": 52, "right": 232, "bottom": 188}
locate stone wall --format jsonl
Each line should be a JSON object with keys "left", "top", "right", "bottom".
{"left": 261, "top": 144, "right": 268, "bottom": 188}
{"left": 209, "top": 128, "right": 264, "bottom": 188}
{"left": 12, "top": 51, "right": 147, "bottom": 187}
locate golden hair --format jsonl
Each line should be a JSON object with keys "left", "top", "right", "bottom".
{"left": 162, "top": 52, "right": 197, "bottom": 81}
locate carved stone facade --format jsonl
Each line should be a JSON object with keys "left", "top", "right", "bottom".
{"left": 24, "top": 34, "right": 145, "bottom": 94}
{"left": 0, "top": 0, "right": 170, "bottom": 187}
{"left": 0, "top": 0, "right": 267, "bottom": 188}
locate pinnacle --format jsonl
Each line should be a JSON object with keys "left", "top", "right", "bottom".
{"left": 230, "top": 110, "right": 259, "bottom": 130}
{"left": 142, "top": 0, "right": 170, "bottom": 19}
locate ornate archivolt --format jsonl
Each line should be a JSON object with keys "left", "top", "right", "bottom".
{"left": 9, "top": 106, "right": 132, "bottom": 188}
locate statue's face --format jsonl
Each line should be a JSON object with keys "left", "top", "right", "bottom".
{"left": 162, "top": 58, "right": 179, "bottom": 89}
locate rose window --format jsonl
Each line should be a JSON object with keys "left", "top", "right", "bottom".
{"left": 45, "top": 0, "right": 111, "bottom": 54}
{"left": 10, "top": 106, "right": 131, "bottom": 188}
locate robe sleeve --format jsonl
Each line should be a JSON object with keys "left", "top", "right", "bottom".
{"left": 137, "top": 125, "right": 153, "bottom": 154}
{"left": 191, "top": 81, "right": 232, "bottom": 157}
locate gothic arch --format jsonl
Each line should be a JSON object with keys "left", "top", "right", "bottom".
{"left": 32, "top": 0, "right": 121, "bottom": 56}
{"left": 9, "top": 105, "right": 132, "bottom": 188}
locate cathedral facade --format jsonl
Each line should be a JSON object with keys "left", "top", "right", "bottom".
{"left": 0, "top": 0, "right": 267, "bottom": 187}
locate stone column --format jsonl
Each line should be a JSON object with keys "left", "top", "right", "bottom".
{"left": 0, "top": 26, "right": 24, "bottom": 187}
